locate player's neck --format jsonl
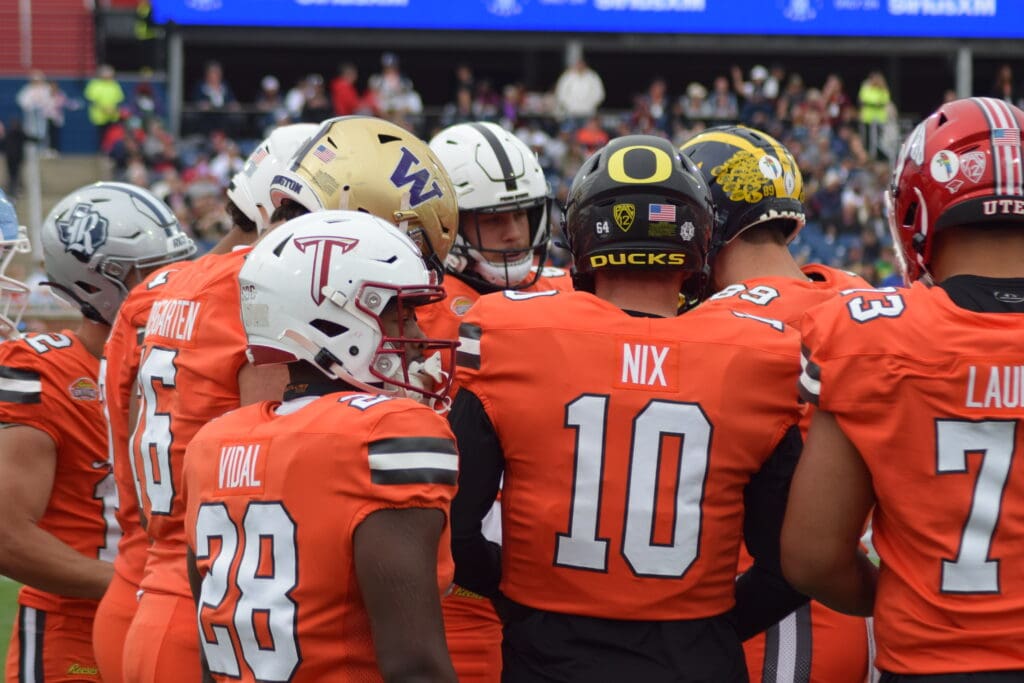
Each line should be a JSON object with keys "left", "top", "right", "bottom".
{"left": 593, "top": 270, "right": 685, "bottom": 318}
{"left": 712, "top": 240, "right": 806, "bottom": 289}
{"left": 208, "top": 225, "right": 258, "bottom": 255}
{"left": 285, "top": 361, "right": 356, "bottom": 399}
{"left": 931, "top": 227, "right": 1024, "bottom": 281}
{"left": 75, "top": 318, "right": 112, "bottom": 359}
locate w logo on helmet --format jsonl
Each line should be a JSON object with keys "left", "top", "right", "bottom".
{"left": 56, "top": 203, "right": 108, "bottom": 263}
{"left": 390, "top": 147, "right": 444, "bottom": 207}
{"left": 294, "top": 235, "right": 359, "bottom": 305}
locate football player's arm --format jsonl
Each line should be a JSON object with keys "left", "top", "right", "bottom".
{"left": 354, "top": 507, "right": 457, "bottom": 683}
{"left": 781, "top": 409, "right": 877, "bottom": 617}
{"left": 186, "top": 547, "right": 216, "bottom": 683}
{"left": 0, "top": 425, "right": 114, "bottom": 598}
{"left": 447, "top": 387, "right": 504, "bottom": 599}
{"left": 730, "top": 424, "right": 810, "bottom": 640}
{"left": 237, "top": 362, "right": 289, "bottom": 407}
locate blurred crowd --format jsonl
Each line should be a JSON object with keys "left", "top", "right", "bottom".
{"left": 6, "top": 56, "right": 1024, "bottom": 287}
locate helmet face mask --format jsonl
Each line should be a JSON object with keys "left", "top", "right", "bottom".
{"left": 268, "top": 116, "right": 458, "bottom": 272}
{"left": 0, "top": 189, "right": 32, "bottom": 339}
{"left": 680, "top": 125, "right": 806, "bottom": 267}
{"left": 888, "top": 97, "right": 1024, "bottom": 283}
{"left": 429, "top": 121, "right": 553, "bottom": 290}
{"left": 41, "top": 182, "right": 196, "bottom": 324}
{"left": 562, "top": 135, "right": 715, "bottom": 301}
{"left": 240, "top": 210, "right": 458, "bottom": 405}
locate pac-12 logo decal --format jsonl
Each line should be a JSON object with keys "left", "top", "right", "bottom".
{"left": 56, "top": 203, "right": 108, "bottom": 262}
{"left": 613, "top": 203, "right": 636, "bottom": 232}
{"left": 390, "top": 147, "right": 444, "bottom": 207}
{"left": 293, "top": 235, "right": 358, "bottom": 305}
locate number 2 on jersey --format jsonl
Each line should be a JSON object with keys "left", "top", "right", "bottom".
{"left": 133, "top": 346, "right": 178, "bottom": 516}
{"left": 555, "top": 395, "right": 710, "bottom": 578}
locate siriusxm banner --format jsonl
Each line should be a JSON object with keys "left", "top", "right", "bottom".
{"left": 152, "top": 0, "right": 1024, "bottom": 38}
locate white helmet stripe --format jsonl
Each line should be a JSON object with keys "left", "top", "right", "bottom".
{"left": 975, "top": 96, "right": 1024, "bottom": 197}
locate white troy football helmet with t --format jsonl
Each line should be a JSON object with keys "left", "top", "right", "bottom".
{"left": 429, "top": 121, "right": 552, "bottom": 290}
{"left": 239, "top": 210, "right": 458, "bottom": 404}
{"left": 0, "top": 189, "right": 31, "bottom": 339}
{"left": 41, "top": 182, "right": 196, "bottom": 324}
{"left": 227, "top": 123, "right": 319, "bottom": 234}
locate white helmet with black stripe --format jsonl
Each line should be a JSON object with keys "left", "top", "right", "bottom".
{"left": 41, "top": 182, "right": 196, "bottom": 324}
{"left": 429, "top": 121, "right": 552, "bottom": 290}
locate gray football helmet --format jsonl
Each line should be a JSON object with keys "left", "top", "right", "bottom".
{"left": 41, "top": 182, "right": 196, "bottom": 324}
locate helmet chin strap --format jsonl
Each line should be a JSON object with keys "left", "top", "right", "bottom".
{"left": 279, "top": 328, "right": 447, "bottom": 409}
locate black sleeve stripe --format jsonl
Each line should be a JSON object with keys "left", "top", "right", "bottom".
{"left": 800, "top": 345, "right": 820, "bottom": 380}
{"left": 368, "top": 436, "right": 457, "bottom": 456}
{"left": 457, "top": 323, "right": 482, "bottom": 341}
{"left": 0, "top": 389, "right": 41, "bottom": 404}
{"left": 370, "top": 468, "right": 458, "bottom": 486}
{"left": 0, "top": 366, "right": 40, "bottom": 381}
{"left": 456, "top": 350, "right": 481, "bottom": 370}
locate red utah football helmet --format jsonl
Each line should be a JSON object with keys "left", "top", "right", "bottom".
{"left": 889, "top": 96, "right": 1024, "bottom": 282}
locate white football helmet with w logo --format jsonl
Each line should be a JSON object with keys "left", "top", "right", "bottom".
{"left": 239, "top": 210, "right": 457, "bottom": 403}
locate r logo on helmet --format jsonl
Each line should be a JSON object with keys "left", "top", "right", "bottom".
{"left": 56, "top": 203, "right": 108, "bottom": 262}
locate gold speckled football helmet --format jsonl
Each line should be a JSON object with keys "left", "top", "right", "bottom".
{"left": 269, "top": 116, "right": 458, "bottom": 269}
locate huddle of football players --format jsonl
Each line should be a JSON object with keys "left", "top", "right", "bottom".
{"left": 0, "top": 95, "right": 1021, "bottom": 683}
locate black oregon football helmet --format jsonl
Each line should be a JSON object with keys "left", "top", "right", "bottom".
{"left": 680, "top": 125, "right": 805, "bottom": 262}
{"left": 563, "top": 135, "right": 714, "bottom": 300}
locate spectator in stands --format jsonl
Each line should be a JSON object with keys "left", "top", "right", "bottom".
{"left": 553, "top": 56, "right": 605, "bottom": 133}
{"left": 822, "top": 73, "right": 852, "bottom": 128}
{"left": 43, "top": 81, "right": 72, "bottom": 156}
{"left": 0, "top": 117, "right": 32, "bottom": 197}
{"left": 991, "top": 64, "right": 1017, "bottom": 105}
{"left": 440, "top": 87, "right": 476, "bottom": 129}
{"left": 193, "top": 60, "right": 240, "bottom": 134}
{"left": 637, "top": 77, "right": 672, "bottom": 135}
{"left": 473, "top": 79, "right": 500, "bottom": 121}
{"left": 186, "top": 181, "right": 231, "bottom": 253}
{"left": 574, "top": 115, "right": 609, "bottom": 153}
{"left": 300, "top": 74, "right": 332, "bottom": 123}
{"left": 129, "top": 71, "right": 164, "bottom": 127}
{"left": 808, "top": 168, "right": 844, "bottom": 230}
{"left": 708, "top": 75, "right": 739, "bottom": 122}
{"left": 452, "top": 64, "right": 475, "bottom": 102}
{"left": 765, "top": 63, "right": 785, "bottom": 101}
{"left": 193, "top": 61, "right": 237, "bottom": 111}
{"left": 776, "top": 72, "right": 806, "bottom": 123}
{"left": 857, "top": 71, "right": 890, "bottom": 159}
{"left": 16, "top": 71, "right": 52, "bottom": 151}
{"left": 330, "top": 63, "right": 361, "bottom": 116}
{"left": 499, "top": 83, "right": 524, "bottom": 130}
{"left": 369, "top": 52, "right": 417, "bottom": 117}
{"left": 254, "top": 75, "right": 288, "bottom": 135}
{"left": 732, "top": 64, "right": 773, "bottom": 124}
{"left": 679, "top": 81, "right": 712, "bottom": 123}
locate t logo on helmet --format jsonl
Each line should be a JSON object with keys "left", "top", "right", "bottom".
{"left": 56, "top": 203, "right": 109, "bottom": 262}
{"left": 390, "top": 147, "right": 444, "bottom": 207}
{"left": 294, "top": 235, "right": 359, "bottom": 305}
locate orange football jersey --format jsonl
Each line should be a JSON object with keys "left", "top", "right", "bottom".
{"left": 183, "top": 391, "right": 457, "bottom": 682}
{"left": 456, "top": 290, "right": 802, "bottom": 620}
{"left": 703, "top": 265, "right": 869, "bottom": 328}
{"left": 801, "top": 281, "right": 1024, "bottom": 674}
{"left": 133, "top": 248, "right": 251, "bottom": 598}
{"left": 101, "top": 261, "right": 194, "bottom": 586}
{"left": 703, "top": 266, "right": 873, "bottom": 682}
{"left": 0, "top": 331, "right": 111, "bottom": 618}
{"left": 419, "top": 269, "right": 570, "bottom": 683}
{"left": 418, "top": 267, "right": 573, "bottom": 376}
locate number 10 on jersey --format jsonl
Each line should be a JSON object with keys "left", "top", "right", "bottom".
{"left": 555, "top": 395, "right": 711, "bottom": 578}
